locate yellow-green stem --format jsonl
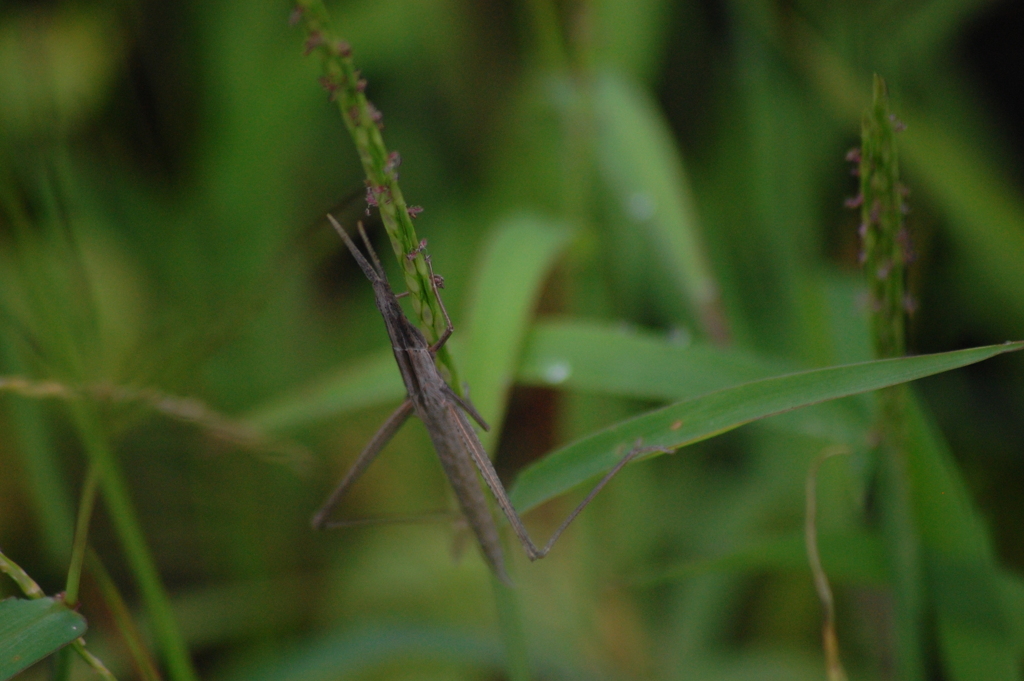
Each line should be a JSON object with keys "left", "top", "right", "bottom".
{"left": 65, "top": 464, "right": 99, "bottom": 606}
{"left": 0, "top": 547, "right": 45, "bottom": 598}
{"left": 294, "top": 0, "right": 463, "bottom": 392}
{"left": 68, "top": 402, "right": 198, "bottom": 681}
{"left": 856, "top": 75, "right": 923, "bottom": 681}
{"left": 87, "top": 550, "right": 164, "bottom": 681}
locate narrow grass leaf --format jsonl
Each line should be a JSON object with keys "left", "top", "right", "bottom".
{"left": 461, "top": 216, "right": 570, "bottom": 451}
{"left": 458, "top": 216, "right": 569, "bottom": 681}
{"left": 68, "top": 402, "right": 198, "bottom": 681}
{"left": 593, "top": 72, "right": 725, "bottom": 339}
{"left": 0, "top": 597, "right": 87, "bottom": 680}
{"left": 518, "top": 319, "right": 867, "bottom": 443}
{"left": 245, "top": 217, "right": 570, "bottom": 441}
{"left": 510, "top": 342, "right": 1022, "bottom": 512}
{"left": 903, "top": 398, "right": 1020, "bottom": 681}
{"left": 243, "top": 349, "right": 402, "bottom": 432}
{"left": 517, "top": 319, "right": 778, "bottom": 399}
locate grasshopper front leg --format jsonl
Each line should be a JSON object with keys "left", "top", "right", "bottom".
{"left": 419, "top": 250, "right": 490, "bottom": 432}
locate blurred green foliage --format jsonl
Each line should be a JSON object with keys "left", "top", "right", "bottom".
{"left": 1, "top": 0, "right": 1023, "bottom": 680}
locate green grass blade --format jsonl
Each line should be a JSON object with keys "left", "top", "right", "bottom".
{"left": 903, "top": 398, "right": 1020, "bottom": 680}
{"left": 0, "top": 335, "right": 74, "bottom": 565}
{"left": 510, "top": 342, "right": 1023, "bottom": 512}
{"left": 0, "top": 597, "right": 87, "bottom": 680}
{"left": 69, "top": 403, "right": 197, "bottom": 681}
{"left": 243, "top": 315, "right": 855, "bottom": 440}
{"left": 243, "top": 348, "right": 402, "bottom": 432}
{"left": 458, "top": 216, "right": 569, "bottom": 681}
{"left": 491, "top": 574, "right": 531, "bottom": 681}
{"left": 593, "top": 72, "right": 727, "bottom": 341}
{"left": 518, "top": 319, "right": 868, "bottom": 443}
{"left": 461, "top": 216, "right": 571, "bottom": 451}
{"left": 242, "top": 317, "right": 770, "bottom": 435}
{"left": 517, "top": 319, "right": 779, "bottom": 399}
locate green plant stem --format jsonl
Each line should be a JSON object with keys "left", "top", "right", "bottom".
{"left": 858, "top": 76, "right": 908, "bottom": 360}
{"left": 877, "top": 386, "right": 924, "bottom": 681}
{"left": 65, "top": 463, "right": 99, "bottom": 606}
{"left": 52, "top": 645, "right": 74, "bottom": 681}
{"left": 294, "top": 0, "right": 462, "bottom": 392}
{"left": 87, "top": 550, "right": 164, "bottom": 681}
{"left": 67, "top": 401, "right": 198, "bottom": 681}
{"left": 857, "top": 75, "right": 923, "bottom": 681}
{"left": 491, "top": 571, "right": 531, "bottom": 681}
{"left": 805, "top": 448, "right": 850, "bottom": 681}
{"left": 297, "top": 6, "right": 534, "bottom": 676}
{"left": 0, "top": 335, "right": 75, "bottom": 566}
{"left": 0, "top": 547, "right": 45, "bottom": 598}
{"left": 0, "top": 547, "right": 118, "bottom": 680}
{"left": 71, "top": 640, "right": 118, "bottom": 681}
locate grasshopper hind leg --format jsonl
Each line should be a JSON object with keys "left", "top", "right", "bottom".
{"left": 312, "top": 399, "right": 414, "bottom": 529}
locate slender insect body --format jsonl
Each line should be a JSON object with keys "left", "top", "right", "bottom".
{"left": 405, "top": 343, "right": 509, "bottom": 582}
{"left": 315, "top": 215, "right": 660, "bottom": 587}
{"left": 370, "top": 265, "right": 509, "bottom": 579}
{"left": 419, "top": 395, "right": 508, "bottom": 582}
{"left": 318, "top": 217, "right": 510, "bottom": 583}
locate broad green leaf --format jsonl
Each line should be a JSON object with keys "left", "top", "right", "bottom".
{"left": 0, "top": 597, "right": 87, "bottom": 680}
{"left": 461, "top": 215, "right": 571, "bottom": 451}
{"left": 638, "top": 529, "right": 888, "bottom": 586}
{"left": 510, "top": 342, "right": 1023, "bottom": 512}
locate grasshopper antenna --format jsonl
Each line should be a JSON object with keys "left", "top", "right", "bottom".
{"left": 356, "top": 221, "right": 387, "bottom": 278}
{"left": 327, "top": 214, "right": 379, "bottom": 282}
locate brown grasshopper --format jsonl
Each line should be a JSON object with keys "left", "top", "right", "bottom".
{"left": 313, "top": 215, "right": 661, "bottom": 584}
